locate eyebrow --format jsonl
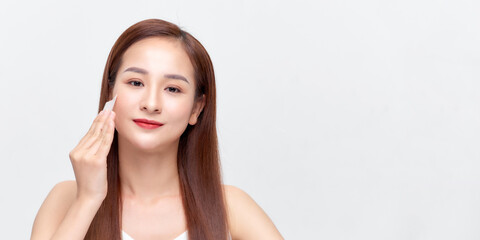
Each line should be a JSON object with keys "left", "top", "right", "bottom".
{"left": 124, "top": 67, "right": 148, "bottom": 75}
{"left": 123, "top": 67, "right": 190, "bottom": 84}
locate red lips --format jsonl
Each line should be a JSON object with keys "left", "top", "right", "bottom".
{"left": 133, "top": 118, "right": 163, "bottom": 125}
{"left": 133, "top": 118, "right": 163, "bottom": 129}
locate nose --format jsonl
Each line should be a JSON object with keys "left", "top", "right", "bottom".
{"left": 140, "top": 87, "right": 161, "bottom": 113}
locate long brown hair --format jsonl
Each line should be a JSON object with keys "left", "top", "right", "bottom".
{"left": 85, "top": 19, "right": 229, "bottom": 240}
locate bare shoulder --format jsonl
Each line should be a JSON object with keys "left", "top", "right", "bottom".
{"left": 31, "top": 180, "right": 77, "bottom": 239}
{"left": 223, "top": 185, "right": 284, "bottom": 240}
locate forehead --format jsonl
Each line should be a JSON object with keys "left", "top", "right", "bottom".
{"left": 120, "top": 37, "right": 194, "bottom": 79}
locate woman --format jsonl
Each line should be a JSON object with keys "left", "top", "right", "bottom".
{"left": 30, "top": 19, "right": 283, "bottom": 240}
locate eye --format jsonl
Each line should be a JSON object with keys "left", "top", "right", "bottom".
{"left": 166, "top": 87, "right": 181, "bottom": 93}
{"left": 128, "top": 80, "right": 143, "bottom": 87}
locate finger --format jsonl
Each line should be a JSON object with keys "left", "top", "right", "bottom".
{"left": 77, "top": 110, "right": 108, "bottom": 147}
{"left": 95, "top": 118, "right": 116, "bottom": 157}
{"left": 83, "top": 111, "right": 112, "bottom": 149}
{"left": 88, "top": 112, "right": 115, "bottom": 155}
{"left": 90, "top": 110, "right": 112, "bottom": 137}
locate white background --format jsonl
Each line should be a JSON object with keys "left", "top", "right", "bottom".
{"left": 1, "top": 0, "right": 479, "bottom": 239}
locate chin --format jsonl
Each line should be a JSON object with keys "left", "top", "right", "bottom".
{"left": 119, "top": 132, "right": 177, "bottom": 153}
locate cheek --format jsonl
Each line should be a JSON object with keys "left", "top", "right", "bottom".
{"left": 164, "top": 98, "right": 194, "bottom": 121}
{"left": 112, "top": 92, "right": 137, "bottom": 123}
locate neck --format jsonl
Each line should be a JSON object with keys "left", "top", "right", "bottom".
{"left": 117, "top": 135, "right": 181, "bottom": 202}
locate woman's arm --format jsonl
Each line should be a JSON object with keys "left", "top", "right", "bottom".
{"left": 31, "top": 109, "right": 116, "bottom": 239}
{"left": 224, "top": 185, "right": 284, "bottom": 240}
{"left": 30, "top": 180, "right": 103, "bottom": 240}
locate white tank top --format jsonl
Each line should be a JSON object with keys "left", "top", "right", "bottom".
{"left": 122, "top": 230, "right": 188, "bottom": 240}
{"left": 122, "top": 230, "right": 232, "bottom": 240}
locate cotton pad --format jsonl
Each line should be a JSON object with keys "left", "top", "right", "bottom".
{"left": 103, "top": 94, "right": 117, "bottom": 111}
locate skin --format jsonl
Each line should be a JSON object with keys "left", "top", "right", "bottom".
{"left": 31, "top": 37, "right": 283, "bottom": 240}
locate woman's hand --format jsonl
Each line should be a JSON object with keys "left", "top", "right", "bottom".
{"left": 31, "top": 110, "right": 116, "bottom": 240}
{"left": 68, "top": 110, "right": 116, "bottom": 202}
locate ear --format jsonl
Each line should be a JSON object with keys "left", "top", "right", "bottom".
{"left": 189, "top": 94, "right": 206, "bottom": 125}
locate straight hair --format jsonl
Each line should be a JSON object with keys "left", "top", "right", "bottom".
{"left": 84, "top": 19, "right": 229, "bottom": 240}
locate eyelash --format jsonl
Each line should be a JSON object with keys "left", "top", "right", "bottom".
{"left": 127, "top": 80, "right": 181, "bottom": 93}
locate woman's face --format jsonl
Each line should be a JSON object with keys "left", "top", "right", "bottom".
{"left": 110, "top": 37, "right": 204, "bottom": 153}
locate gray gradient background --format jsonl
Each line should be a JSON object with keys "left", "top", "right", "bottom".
{"left": 1, "top": 0, "right": 479, "bottom": 239}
